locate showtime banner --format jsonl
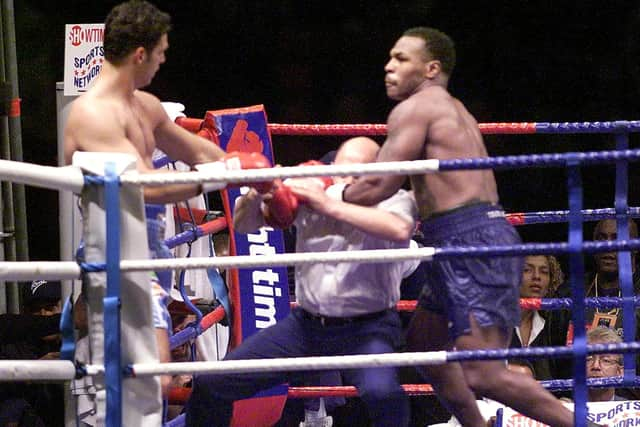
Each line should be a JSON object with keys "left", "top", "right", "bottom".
{"left": 64, "top": 24, "right": 104, "bottom": 95}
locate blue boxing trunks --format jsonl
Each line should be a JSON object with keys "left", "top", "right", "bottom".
{"left": 417, "top": 202, "right": 523, "bottom": 339}
{"left": 146, "top": 204, "right": 173, "bottom": 330}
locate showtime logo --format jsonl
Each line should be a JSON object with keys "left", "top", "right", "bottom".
{"left": 68, "top": 25, "right": 104, "bottom": 47}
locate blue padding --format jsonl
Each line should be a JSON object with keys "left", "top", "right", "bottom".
{"left": 104, "top": 162, "right": 122, "bottom": 427}
{"left": 59, "top": 296, "right": 75, "bottom": 361}
{"left": 208, "top": 234, "right": 230, "bottom": 323}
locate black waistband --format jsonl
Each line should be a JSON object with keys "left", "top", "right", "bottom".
{"left": 300, "top": 308, "right": 388, "bottom": 327}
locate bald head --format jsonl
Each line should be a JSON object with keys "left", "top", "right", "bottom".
{"left": 334, "top": 137, "right": 380, "bottom": 165}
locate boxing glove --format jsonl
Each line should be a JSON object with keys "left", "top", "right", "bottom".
{"left": 263, "top": 182, "right": 299, "bottom": 229}
{"left": 195, "top": 151, "right": 273, "bottom": 193}
{"left": 161, "top": 101, "right": 186, "bottom": 123}
{"left": 261, "top": 159, "right": 331, "bottom": 228}
{"left": 282, "top": 160, "right": 333, "bottom": 198}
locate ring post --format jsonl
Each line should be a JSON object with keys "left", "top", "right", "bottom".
{"left": 73, "top": 152, "right": 163, "bottom": 427}
{"left": 104, "top": 162, "right": 122, "bottom": 427}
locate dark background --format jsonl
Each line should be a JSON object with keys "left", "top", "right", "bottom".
{"left": 13, "top": 1, "right": 640, "bottom": 262}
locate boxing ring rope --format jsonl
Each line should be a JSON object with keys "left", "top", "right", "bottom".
{"left": 0, "top": 119, "right": 638, "bottom": 426}
{"left": 506, "top": 207, "right": 640, "bottom": 225}
{"left": 176, "top": 116, "right": 640, "bottom": 137}
{"left": 105, "top": 140, "right": 640, "bottom": 427}
{"left": 129, "top": 341, "right": 640, "bottom": 377}
{"left": 2, "top": 237, "right": 639, "bottom": 282}
{"left": 132, "top": 118, "right": 636, "bottom": 426}
{"left": 0, "top": 159, "right": 84, "bottom": 192}
{"left": 335, "top": 296, "right": 640, "bottom": 313}
{"left": 119, "top": 148, "right": 640, "bottom": 188}
{"left": 265, "top": 120, "right": 640, "bottom": 135}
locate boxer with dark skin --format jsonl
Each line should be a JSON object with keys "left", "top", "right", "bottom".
{"left": 340, "top": 27, "right": 576, "bottom": 427}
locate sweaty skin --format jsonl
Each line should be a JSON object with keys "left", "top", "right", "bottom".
{"left": 64, "top": 33, "right": 225, "bottom": 203}
{"left": 344, "top": 31, "right": 576, "bottom": 427}
{"left": 344, "top": 35, "right": 497, "bottom": 218}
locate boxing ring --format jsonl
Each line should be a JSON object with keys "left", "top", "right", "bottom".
{"left": 0, "top": 116, "right": 639, "bottom": 427}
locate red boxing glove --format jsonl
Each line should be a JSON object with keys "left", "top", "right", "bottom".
{"left": 283, "top": 160, "right": 333, "bottom": 197}
{"left": 196, "top": 151, "right": 273, "bottom": 193}
{"left": 263, "top": 182, "right": 299, "bottom": 229}
{"left": 223, "top": 151, "right": 273, "bottom": 193}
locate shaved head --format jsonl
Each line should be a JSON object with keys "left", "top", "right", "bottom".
{"left": 334, "top": 137, "right": 380, "bottom": 165}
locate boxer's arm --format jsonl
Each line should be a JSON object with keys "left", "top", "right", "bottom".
{"left": 65, "top": 98, "right": 205, "bottom": 203}
{"left": 290, "top": 184, "right": 414, "bottom": 242}
{"left": 147, "top": 94, "right": 226, "bottom": 165}
{"left": 233, "top": 188, "right": 267, "bottom": 234}
{"left": 343, "top": 98, "right": 427, "bottom": 205}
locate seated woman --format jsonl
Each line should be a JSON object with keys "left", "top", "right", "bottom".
{"left": 510, "top": 255, "right": 567, "bottom": 380}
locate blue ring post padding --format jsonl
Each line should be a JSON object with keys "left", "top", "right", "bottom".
{"left": 614, "top": 129, "right": 636, "bottom": 383}
{"left": 567, "top": 159, "right": 587, "bottom": 425}
{"left": 59, "top": 296, "right": 76, "bottom": 360}
{"left": 104, "top": 162, "right": 122, "bottom": 427}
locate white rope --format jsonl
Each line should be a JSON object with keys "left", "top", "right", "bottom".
{"left": 0, "top": 160, "right": 84, "bottom": 193}
{"left": 131, "top": 351, "right": 449, "bottom": 377}
{"left": 0, "top": 350, "right": 448, "bottom": 381}
{"left": 0, "top": 247, "right": 434, "bottom": 280}
{"left": 0, "top": 360, "right": 77, "bottom": 381}
{"left": 0, "top": 261, "right": 81, "bottom": 280}
{"left": 119, "top": 159, "right": 441, "bottom": 186}
{"left": 120, "top": 246, "right": 437, "bottom": 272}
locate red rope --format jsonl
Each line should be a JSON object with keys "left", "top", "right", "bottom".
{"left": 167, "top": 383, "right": 435, "bottom": 404}
{"left": 288, "top": 384, "right": 434, "bottom": 398}
{"left": 267, "top": 122, "right": 536, "bottom": 135}
{"left": 291, "top": 299, "right": 541, "bottom": 312}
{"left": 177, "top": 119, "right": 538, "bottom": 136}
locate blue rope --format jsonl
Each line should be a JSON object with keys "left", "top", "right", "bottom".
{"left": 59, "top": 296, "right": 76, "bottom": 361}
{"left": 614, "top": 131, "right": 637, "bottom": 384}
{"left": 515, "top": 207, "right": 640, "bottom": 225}
{"left": 567, "top": 160, "right": 587, "bottom": 424}
{"left": 537, "top": 296, "right": 640, "bottom": 310}
{"left": 80, "top": 262, "right": 106, "bottom": 272}
{"left": 444, "top": 342, "right": 640, "bottom": 363}
{"left": 535, "top": 120, "right": 637, "bottom": 134}
{"left": 438, "top": 148, "right": 640, "bottom": 171}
